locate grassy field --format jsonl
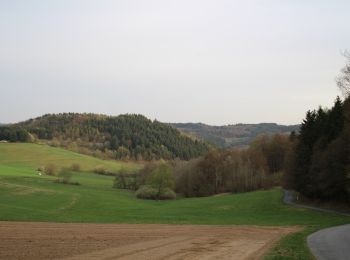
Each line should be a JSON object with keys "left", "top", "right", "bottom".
{"left": 0, "top": 143, "right": 140, "bottom": 172}
{"left": 0, "top": 143, "right": 349, "bottom": 259}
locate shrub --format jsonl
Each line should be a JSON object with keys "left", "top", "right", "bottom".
{"left": 70, "top": 163, "right": 81, "bottom": 172}
{"left": 44, "top": 163, "right": 56, "bottom": 176}
{"left": 136, "top": 185, "right": 176, "bottom": 200}
{"left": 135, "top": 161, "right": 176, "bottom": 200}
{"left": 37, "top": 166, "right": 45, "bottom": 172}
{"left": 93, "top": 165, "right": 107, "bottom": 175}
{"left": 160, "top": 188, "right": 176, "bottom": 200}
{"left": 113, "top": 169, "right": 138, "bottom": 190}
{"left": 55, "top": 168, "right": 80, "bottom": 185}
{"left": 57, "top": 168, "right": 73, "bottom": 184}
{"left": 135, "top": 185, "right": 157, "bottom": 199}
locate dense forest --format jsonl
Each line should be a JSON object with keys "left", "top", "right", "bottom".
{"left": 285, "top": 53, "right": 350, "bottom": 203}
{"left": 0, "top": 114, "right": 209, "bottom": 160}
{"left": 285, "top": 96, "right": 350, "bottom": 202}
{"left": 172, "top": 122, "right": 299, "bottom": 148}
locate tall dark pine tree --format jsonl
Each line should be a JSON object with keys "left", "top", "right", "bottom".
{"left": 327, "top": 96, "right": 344, "bottom": 142}
{"left": 293, "top": 110, "right": 318, "bottom": 194}
{"left": 289, "top": 97, "right": 349, "bottom": 201}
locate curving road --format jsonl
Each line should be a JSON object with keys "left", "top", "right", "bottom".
{"left": 283, "top": 190, "right": 350, "bottom": 260}
{"left": 283, "top": 190, "right": 350, "bottom": 217}
{"left": 307, "top": 224, "right": 350, "bottom": 260}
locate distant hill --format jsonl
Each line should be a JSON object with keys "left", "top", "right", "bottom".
{"left": 171, "top": 123, "right": 299, "bottom": 148}
{"left": 0, "top": 113, "right": 209, "bottom": 160}
{"left": 0, "top": 114, "right": 299, "bottom": 158}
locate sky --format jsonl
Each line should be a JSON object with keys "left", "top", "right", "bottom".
{"left": 1, "top": 0, "right": 349, "bottom": 125}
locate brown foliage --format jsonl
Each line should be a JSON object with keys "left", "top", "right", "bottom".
{"left": 175, "top": 134, "right": 293, "bottom": 197}
{"left": 70, "top": 163, "right": 81, "bottom": 172}
{"left": 44, "top": 163, "right": 56, "bottom": 176}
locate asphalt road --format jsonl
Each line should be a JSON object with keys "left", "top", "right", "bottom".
{"left": 307, "top": 224, "right": 350, "bottom": 260}
{"left": 283, "top": 190, "right": 350, "bottom": 217}
{"left": 283, "top": 190, "right": 350, "bottom": 260}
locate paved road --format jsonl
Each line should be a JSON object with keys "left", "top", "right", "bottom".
{"left": 283, "top": 190, "right": 350, "bottom": 217}
{"left": 283, "top": 190, "right": 350, "bottom": 260}
{"left": 307, "top": 224, "right": 350, "bottom": 260}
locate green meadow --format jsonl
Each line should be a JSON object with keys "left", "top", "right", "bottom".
{"left": 0, "top": 143, "right": 349, "bottom": 259}
{"left": 0, "top": 143, "right": 139, "bottom": 172}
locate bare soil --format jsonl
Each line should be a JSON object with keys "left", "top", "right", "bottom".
{"left": 0, "top": 222, "right": 299, "bottom": 260}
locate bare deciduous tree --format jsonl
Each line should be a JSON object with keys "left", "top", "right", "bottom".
{"left": 337, "top": 51, "right": 350, "bottom": 96}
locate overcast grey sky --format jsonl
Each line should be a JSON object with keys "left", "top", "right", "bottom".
{"left": 0, "top": 0, "right": 349, "bottom": 125}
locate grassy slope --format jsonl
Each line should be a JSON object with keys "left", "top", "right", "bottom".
{"left": 0, "top": 143, "right": 139, "bottom": 172}
{"left": 0, "top": 143, "right": 349, "bottom": 259}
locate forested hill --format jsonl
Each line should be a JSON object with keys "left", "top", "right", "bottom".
{"left": 171, "top": 123, "right": 299, "bottom": 148}
{"left": 0, "top": 113, "right": 209, "bottom": 160}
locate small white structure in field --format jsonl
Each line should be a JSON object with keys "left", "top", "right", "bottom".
{"left": 38, "top": 172, "right": 42, "bottom": 176}
{"left": 0, "top": 140, "right": 8, "bottom": 143}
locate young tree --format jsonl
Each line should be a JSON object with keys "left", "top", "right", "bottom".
{"left": 147, "top": 162, "right": 175, "bottom": 200}
{"left": 115, "top": 146, "right": 131, "bottom": 160}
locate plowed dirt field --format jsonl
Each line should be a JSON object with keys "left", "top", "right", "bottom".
{"left": 0, "top": 222, "right": 299, "bottom": 260}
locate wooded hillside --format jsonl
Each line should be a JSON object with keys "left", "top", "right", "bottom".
{"left": 0, "top": 113, "right": 209, "bottom": 161}
{"left": 171, "top": 123, "right": 299, "bottom": 148}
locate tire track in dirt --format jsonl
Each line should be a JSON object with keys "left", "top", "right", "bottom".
{"left": 54, "top": 193, "right": 80, "bottom": 212}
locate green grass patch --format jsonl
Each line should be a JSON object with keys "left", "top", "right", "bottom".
{"left": 0, "top": 143, "right": 140, "bottom": 172}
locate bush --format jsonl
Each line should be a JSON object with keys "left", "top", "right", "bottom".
{"left": 135, "top": 161, "right": 176, "bottom": 200}
{"left": 70, "top": 163, "right": 81, "bottom": 172}
{"left": 93, "top": 165, "right": 107, "bottom": 175}
{"left": 113, "top": 169, "right": 138, "bottom": 190}
{"left": 55, "top": 168, "right": 80, "bottom": 185}
{"left": 57, "top": 168, "right": 72, "bottom": 183}
{"left": 37, "top": 166, "right": 45, "bottom": 172}
{"left": 44, "top": 163, "right": 56, "bottom": 176}
{"left": 136, "top": 185, "right": 176, "bottom": 200}
{"left": 160, "top": 188, "right": 177, "bottom": 200}
{"left": 135, "top": 185, "right": 157, "bottom": 199}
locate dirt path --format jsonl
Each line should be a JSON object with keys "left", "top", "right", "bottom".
{"left": 0, "top": 222, "right": 299, "bottom": 260}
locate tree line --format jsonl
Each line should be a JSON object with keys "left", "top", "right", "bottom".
{"left": 113, "top": 133, "right": 293, "bottom": 199}
{"left": 174, "top": 134, "right": 292, "bottom": 197}
{"left": 285, "top": 97, "right": 350, "bottom": 202}
{"left": 0, "top": 126, "right": 29, "bottom": 142}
